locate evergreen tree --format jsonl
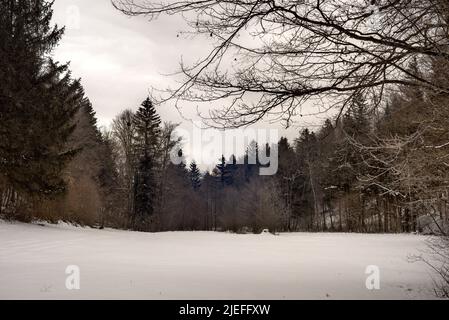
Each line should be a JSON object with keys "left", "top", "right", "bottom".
{"left": 134, "top": 97, "right": 161, "bottom": 155}
{"left": 132, "top": 97, "right": 161, "bottom": 228}
{"left": 226, "top": 155, "right": 238, "bottom": 186}
{"left": 201, "top": 171, "right": 217, "bottom": 230}
{"left": 215, "top": 155, "right": 232, "bottom": 187}
{"left": 244, "top": 141, "right": 259, "bottom": 182}
{"left": 0, "top": 0, "right": 79, "bottom": 203}
{"left": 189, "top": 161, "right": 201, "bottom": 191}
{"left": 342, "top": 92, "right": 371, "bottom": 137}
{"left": 276, "top": 137, "right": 300, "bottom": 230}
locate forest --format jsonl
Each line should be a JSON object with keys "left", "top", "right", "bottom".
{"left": 1, "top": 0, "right": 449, "bottom": 237}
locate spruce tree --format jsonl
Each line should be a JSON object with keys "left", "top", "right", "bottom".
{"left": 226, "top": 155, "right": 237, "bottom": 186}
{"left": 189, "top": 161, "right": 201, "bottom": 191}
{"left": 244, "top": 141, "right": 259, "bottom": 182}
{"left": 173, "top": 148, "right": 190, "bottom": 188}
{"left": 132, "top": 97, "right": 161, "bottom": 227}
{"left": 0, "top": 0, "right": 79, "bottom": 201}
{"left": 175, "top": 150, "right": 191, "bottom": 190}
{"left": 342, "top": 92, "right": 370, "bottom": 136}
{"left": 215, "top": 155, "right": 228, "bottom": 187}
{"left": 134, "top": 97, "right": 161, "bottom": 155}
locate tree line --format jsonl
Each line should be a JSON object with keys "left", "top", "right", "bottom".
{"left": 1, "top": 0, "right": 448, "bottom": 237}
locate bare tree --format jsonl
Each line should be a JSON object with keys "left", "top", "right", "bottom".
{"left": 113, "top": 0, "right": 449, "bottom": 128}
{"left": 239, "top": 178, "right": 285, "bottom": 233}
{"left": 112, "top": 109, "right": 137, "bottom": 222}
{"left": 156, "top": 122, "right": 182, "bottom": 223}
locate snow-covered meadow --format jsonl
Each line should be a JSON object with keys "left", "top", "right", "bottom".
{"left": 0, "top": 220, "right": 437, "bottom": 299}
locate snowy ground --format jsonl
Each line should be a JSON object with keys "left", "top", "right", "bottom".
{"left": 0, "top": 220, "right": 438, "bottom": 299}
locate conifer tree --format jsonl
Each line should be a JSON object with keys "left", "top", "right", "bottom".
{"left": 0, "top": 0, "right": 79, "bottom": 203}
{"left": 215, "top": 156, "right": 229, "bottom": 187}
{"left": 342, "top": 92, "right": 371, "bottom": 137}
{"left": 189, "top": 161, "right": 201, "bottom": 191}
{"left": 132, "top": 97, "right": 161, "bottom": 227}
{"left": 226, "top": 155, "right": 238, "bottom": 186}
{"left": 134, "top": 98, "right": 161, "bottom": 153}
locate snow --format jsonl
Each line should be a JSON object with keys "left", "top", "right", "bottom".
{"left": 0, "top": 220, "right": 438, "bottom": 299}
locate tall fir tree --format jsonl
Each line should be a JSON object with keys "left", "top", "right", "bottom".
{"left": 134, "top": 97, "right": 161, "bottom": 155}
{"left": 342, "top": 92, "right": 371, "bottom": 137}
{"left": 0, "top": 0, "right": 79, "bottom": 203}
{"left": 132, "top": 97, "right": 161, "bottom": 228}
{"left": 215, "top": 155, "right": 229, "bottom": 187}
{"left": 244, "top": 141, "right": 259, "bottom": 182}
{"left": 226, "top": 155, "right": 237, "bottom": 186}
{"left": 189, "top": 161, "right": 201, "bottom": 191}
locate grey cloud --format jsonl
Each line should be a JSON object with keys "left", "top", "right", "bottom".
{"left": 51, "top": 0, "right": 321, "bottom": 168}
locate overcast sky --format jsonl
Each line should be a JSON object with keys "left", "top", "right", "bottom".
{"left": 51, "top": 0, "right": 327, "bottom": 169}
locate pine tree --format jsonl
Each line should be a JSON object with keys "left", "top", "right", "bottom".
{"left": 215, "top": 155, "right": 229, "bottom": 187}
{"left": 226, "top": 155, "right": 238, "bottom": 186}
{"left": 244, "top": 141, "right": 259, "bottom": 182}
{"left": 342, "top": 92, "right": 370, "bottom": 136}
{"left": 201, "top": 171, "right": 216, "bottom": 230}
{"left": 134, "top": 97, "right": 161, "bottom": 156}
{"left": 174, "top": 148, "right": 190, "bottom": 188}
{"left": 132, "top": 97, "right": 161, "bottom": 228}
{"left": 176, "top": 155, "right": 191, "bottom": 191}
{"left": 189, "top": 161, "right": 201, "bottom": 191}
{"left": 0, "top": 1, "right": 79, "bottom": 203}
